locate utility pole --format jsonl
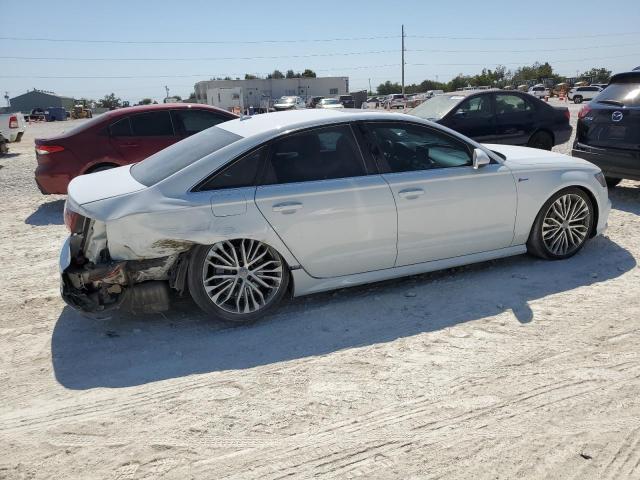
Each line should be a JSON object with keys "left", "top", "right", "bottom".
{"left": 401, "top": 25, "right": 405, "bottom": 95}
{"left": 368, "top": 78, "right": 372, "bottom": 94}
{"left": 164, "top": 85, "right": 170, "bottom": 102}
{"left": 3, "top": 91, "right": 9, "bottom": 108}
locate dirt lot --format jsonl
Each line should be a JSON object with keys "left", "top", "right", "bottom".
{"left": 1, "top": 104, "right": 640, "bottom": 479}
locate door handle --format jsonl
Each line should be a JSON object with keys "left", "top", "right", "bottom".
{"left": 272, "top": 202, "right": 303, "bottom": 213}
{"left": 398, "top": 188, "right": 425, "bottom": 199}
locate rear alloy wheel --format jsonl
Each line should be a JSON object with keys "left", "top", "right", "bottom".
{"left": 605, "top": 177, "right": 622, "bottom": 188}
{"left": 188, "top": 240, "right": 290, "bottom": 323}
{"left": 527, "top": 131, "right": 553, "bottom": 151}
{"left": 527, "top": 188, "right": 593, "bottom": 259}
{"left": 573, "top": 96, "right": 583, "bottom": 104}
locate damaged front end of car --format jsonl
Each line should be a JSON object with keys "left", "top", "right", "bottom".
{"left": 60, "top": 202, "right": 184, "bottom": 317}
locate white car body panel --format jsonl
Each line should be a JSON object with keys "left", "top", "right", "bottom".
{"left": 60, "top": 110, "right": 611, "bottom": 313}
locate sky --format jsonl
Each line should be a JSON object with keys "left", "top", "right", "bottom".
{"left": 2, "top": 0, "right": 639, "bottom": 104}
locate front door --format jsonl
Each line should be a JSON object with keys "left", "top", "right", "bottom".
{"left": 362, "top": 121, "right": 517, "bottom": 266}
{"left": 442, "top": 93, "right": 497, "bottom": 142}
{"left": 254, "top": 124, "right": 397, "bottom": 278}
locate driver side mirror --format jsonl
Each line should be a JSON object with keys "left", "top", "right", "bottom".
{"left": 473, "top": 148, "right": 491, "bottom": 169}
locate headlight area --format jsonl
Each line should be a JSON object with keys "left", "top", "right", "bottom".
{"left": 60, "top": 211, "right": 179, "bottom": 316}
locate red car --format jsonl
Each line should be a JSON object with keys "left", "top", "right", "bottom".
{"left": 35, "top": 103, "right": 237, "bottom": 194}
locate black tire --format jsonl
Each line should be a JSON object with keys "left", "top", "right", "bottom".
{"left": 86, "top": 163, "right": 117, "bottom": 174}
{"left": 527, "top": 187, "right": 594, "bottom": 260}
{"left": 187, "top": 241, "right": 290, "bottom": 324}
{"left": 605, "top": 177, "right": 622, "bottom": 188}
{"left": 573, "top": 96, "right": 583, "bottom": 104}
{"left": 527, "top": 131, "right": 554, "bottom": 151}
{"left": 0, "top": 141, "right": 8, "bottom": 156}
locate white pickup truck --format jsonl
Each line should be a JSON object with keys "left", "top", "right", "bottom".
{"left": 0, "top": 112, "right": 26, "bottom": 155}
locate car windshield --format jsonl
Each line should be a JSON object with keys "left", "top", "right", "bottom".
{"left": 409, "top": 95, "right": 463, "bottom": 120}
{"left": 595, "top": 82, "right": 640, "bottom": 107}
{"left": 322, "top": 99, "right": 339, "bottom": 104}
{"left": 130, "top": 126, "right": 242, "bottom": 186}
{"left": 278, "top": 97, "right": 296, "bottom": 104}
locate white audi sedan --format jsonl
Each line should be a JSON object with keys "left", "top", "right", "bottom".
{"left": 60, "top": 110, "right": 610, "bottom": 323}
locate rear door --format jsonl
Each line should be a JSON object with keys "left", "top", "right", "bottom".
{"left": 494, "top": 93, "right": 536, "bottom": 145}
{"left": 109, "top": 110, "right": 177, "bottom": 164}
{"left": 254, "top": 123, "right": 397, "bottom": 278}
{"left": 442, "top": 93, "right": 497, "bottom": 142}
{"left": 171, "top": 109, "right": 231, "bottom": 139}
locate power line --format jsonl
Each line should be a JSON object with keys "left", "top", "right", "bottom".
{"left": 0, "top": 34, "right": 399, "bottom": 45}
{"left": 407, "top": 52, "right": 640, "bottom": 67}
{"left": 1, "top": 31, "right": 639, "bottom": 45}
{"left": 0, "top": 50, "right": 400, "bottom": 62}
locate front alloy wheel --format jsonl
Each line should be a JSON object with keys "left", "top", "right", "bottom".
{"left": 188, "top": 240, "right": 289, "bottom": 323}
{"left": 527, "top": 188, "right": 593, "bottom": 259}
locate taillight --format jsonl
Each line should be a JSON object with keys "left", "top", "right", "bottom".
{"left": 64, "top": 202, "right": 82, "bottom": 232}
{"left": 35, "top": 145, "right": 65, "bottom": 155}
{"left": 564, "top": 110, "right": 570, "bottom": 121}
{"left": 9, "top": 115, "right": 18, "bottom": 128}
{"left": 578, "top": 105, "right": 591, "bottom": 120}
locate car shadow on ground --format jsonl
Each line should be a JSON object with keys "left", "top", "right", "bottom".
{"left": 0, "top": 153, "right": 21, "bottom": 159}
{"left": 25, "top": 199, "right": 65, "bottom": 225}
{"left": 609, "top": 184, "right": 640, "bottom": 215}
{"left": 51, "top": 235, "right": 635, "bottom": 390}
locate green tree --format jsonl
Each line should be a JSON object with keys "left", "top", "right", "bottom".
{"left": 286, "top": 69, "right": 296, "bottom": 79}
{"left": 580, "top": 67, "right": 612, "bottom": 83}
{"left": 268, "top": 70, "right": 285, "bottom": 79}
{"left": 137, "top": 98, "right": 153, "bottom": 105}
{"left": 301, "top": 69, "right": 317, "bottom": 78}
{"left": 244, "top": 74, "right": 258, "bottom": 80}
{"left": 98, "top": 93, "right": 122, "bottom": 110}
{"left": 377, "top": 81, "right": 402, "bottom": 95}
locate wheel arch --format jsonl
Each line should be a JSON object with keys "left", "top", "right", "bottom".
{"left": 529, "top": 127, "right": 555, "bottom": 146}
{"left": 84, "top": 161, "right": 120, "bottom": 174}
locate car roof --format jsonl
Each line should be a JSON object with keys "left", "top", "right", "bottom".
{"left": 216, "top": 109, "right": 410, "bottom": 138}
{"left": 609, "top": 71, "right": 640, "bottom": 83}
{"left": 103, "top": 103, "right": 234, "bottom": 120}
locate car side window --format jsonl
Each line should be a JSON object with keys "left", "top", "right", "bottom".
{"left": 495, "top": 94, "right": 532, "bottom": 114}
{"left": 261, "top": 125, "right": 366, "bottom": 185}
{"left": 129, "top": 111, "right": 174, "bottom": 136}
{"left": 109, "top": 117, "right": 132, "bottom": 137}
{"left": 456, "top": 95, "right": 492, "bottom": 116}
{"left": 196, "top": 147, "right": 265, "bottom": 191}
{"left": 366, "top": 123, "right": 472, "bottom": 173}
{"left": 172, "top": 110, "right": 229, "bottom": 136}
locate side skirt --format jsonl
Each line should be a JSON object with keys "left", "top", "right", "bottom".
{"left": 291, "top": 245, "right": 528, "bottom": 297}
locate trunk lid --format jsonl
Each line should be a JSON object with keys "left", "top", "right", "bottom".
{"left": 67, "top": 164, "right": 146, "bottom": 205}
{"left": 578, "top": 105, "right": 640, "bottom": 150}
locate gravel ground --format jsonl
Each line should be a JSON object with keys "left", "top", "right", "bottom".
{"left": 1, "top": 109, "right": 640, "bottom": 480}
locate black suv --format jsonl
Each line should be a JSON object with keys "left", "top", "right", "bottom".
{"left": 572, "top": 71, "right": 640, "bottom": 187}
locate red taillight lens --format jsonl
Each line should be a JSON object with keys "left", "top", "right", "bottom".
{"left": 35, "top": 145, "right": 65, "bottom": 155}
{"left": 9, "top": 115, "right": 18, "bottom": 128}
{"left": 64, "top": 202, "right": 81, "bottom": 232}
{"left": 578, "top": 105, "right": 591, "bottom": 120}
{"left": 564, "top": 110, "right": 570, "bottom": 121}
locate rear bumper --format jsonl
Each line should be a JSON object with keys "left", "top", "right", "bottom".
{"left": 554, "top": 125, "right": 573, "bottom": 146}
{"left": 572, "top": 142, "right": 640, "bottom": 181}
{"left": 34, "top": 166, "right": 73, "bottom": 194}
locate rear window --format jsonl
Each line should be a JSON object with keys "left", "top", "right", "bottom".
{"left": 410, "top": 95, "right": 462, "bottom": 121}
{"left": 595, "top": 79, "right": 640, "bottom": 107}
{"left": 130, "top": 126, "right": 242, "bottom": 186}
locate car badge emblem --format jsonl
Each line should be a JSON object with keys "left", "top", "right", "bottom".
{"left": 611, "top": 111, "right": 624, "bottom": 122}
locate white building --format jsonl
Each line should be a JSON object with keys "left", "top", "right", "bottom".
{"left": 194, "top": 77, "right": 349, "bottom": 111}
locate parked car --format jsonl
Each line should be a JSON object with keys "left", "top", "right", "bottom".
{"left": 409, "top": 90, "right": 571, "bottom": 150}
{"left": 385, "top": 94, "right": 406, "bottom": 109}
{"left": 34, "top": 103, "right": 237, "bottom": 194}
{"left": 590, "top": 83, "right": 609, "bottom": 90}
{"left": 273, "top": 96, "right": 306, "bottom": 111}
{"left": 338, "top": 95, "right": 355, "bottom": 108}
{"left": 307, "top": 96, "right": 324, "bottom": 108}
{"left": 567, "top": 86, "right": 603, "bottom": 104}
{"left": 60, "top": 109, "right": 609, "bottom": 322}
{"left": 528, "top": 85, "right": 549, "bottom": 99}
{"left": 315, "top": 98, "right": 344, "bottom": 109}
{"left": 572, "top": 70, "right": 640, "bottom": 187}
{"left": 0, "top": 112, "right": 27, "bottom": 155}
{"left": 361, "top": 97, "right": 380, "bottom": 109}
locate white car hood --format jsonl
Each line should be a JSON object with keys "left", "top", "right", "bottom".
{"left": 67, "top": 165, "right": 146, "bottom": 205}
{"left": 484, "top": 144, "right": 597, "bottom": 169}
